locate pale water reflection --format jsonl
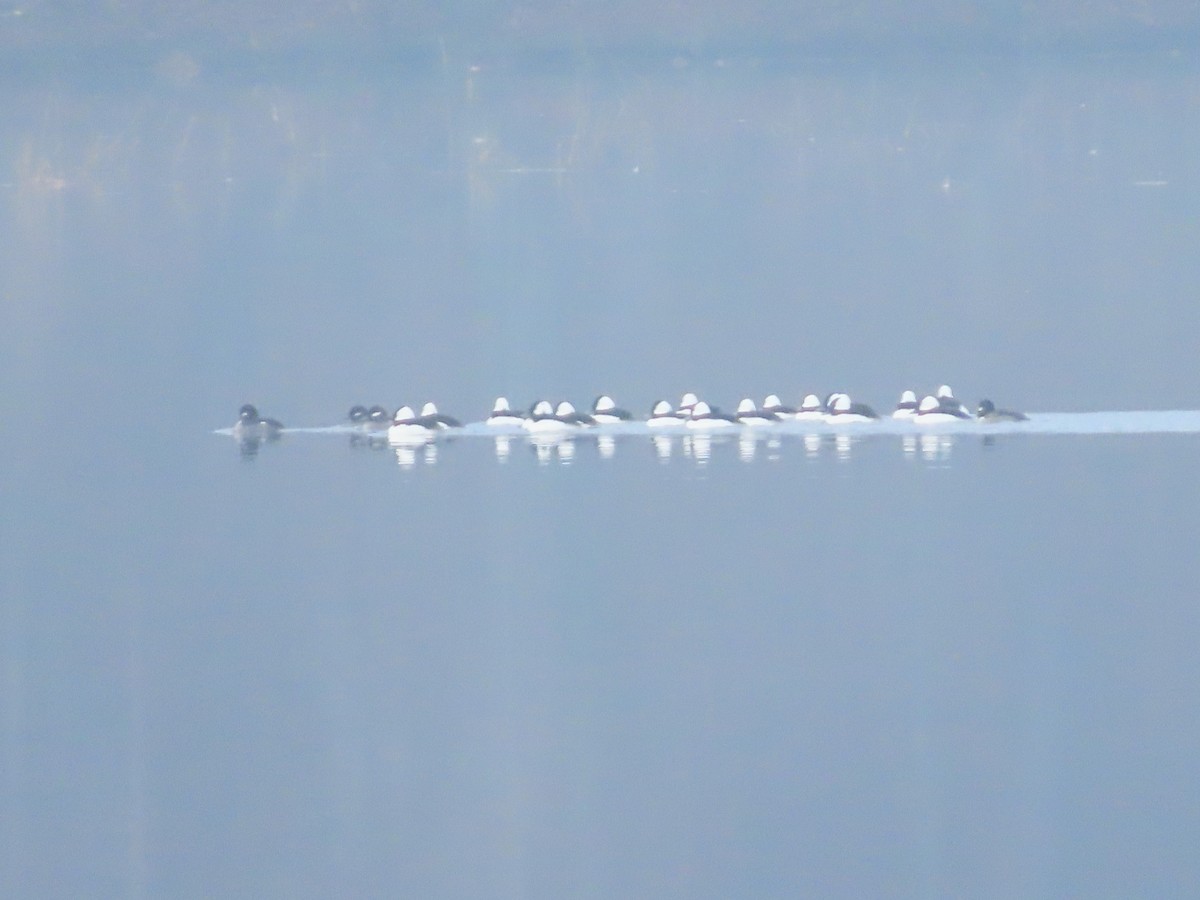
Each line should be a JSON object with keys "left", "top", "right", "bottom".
{"left": 529, "top": 434, "right": 576, "bottom": 465}
{"left": 387, "top": 435, "right": 439, "bottom": 469}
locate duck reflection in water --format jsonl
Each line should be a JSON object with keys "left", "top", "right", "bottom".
{"left": 493, "top": 434, "right": 513, "bottom": 463}
{"left": 236, "top": 434, "right": 271, "bottom": 460}
{"left": 390, "top": 433, "right": 437, "bottom": 469}
{"left": 919, "top": 432, "right": 954, "bottom": 464}
{"left": 738, "top": 433, "right": 757, "bottom": 463}
{"left": 688, "top": 432, "right": 713, "bottom": 464}
{"left": 529, "top": 435, "right": 576, "bottom": 465}
{"left": 652, "top": 434, "right": 675, "bottom": 462}
{"left": 349, "top": 431, "right": 389, "bottom": 451}
{"left": 734, "top": 432, "right": 784, "bottom": 464}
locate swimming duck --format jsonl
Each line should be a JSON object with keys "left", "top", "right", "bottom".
{"left": 794, "top": 394, "right": 826, "bottom": 420}
{"left": 892, "top": 390, "right": 919, "bottom": 419}
{"left": 486, "top": 397, "right": 526, "bottom": 427}
{"left": 591, "top": 395, "right": 634, "bottom": 424}
{"left": 825, "top": 393, "right": 878, "bottom": 423}
{"left": 687, "top": 401, "right": 738, "bottom": 429}
{"left": 417, "top": 402, "right": 461, "bottom": 429}
{"left": 914, "top": 394, "right": 971, "bottom": 424}
{"left": 762, "top": 394, "right": 797, "bottom": 418}
{"left": 233, "top": 404, "right": 283, "bottom": 438}
{"left": 735, "top": 398, "right": 781, "bottom": 426}
{"left": 936, "top": 384, "right": 971, "bottom": 418}
{"left": 647, "top": 400, "right": 686, "bottom": 427}
{"left": 388, "top": 405, "right": 437, "bottom": 441}
{"left": 976, "top": 399, "right": 1028, "bottom": 422}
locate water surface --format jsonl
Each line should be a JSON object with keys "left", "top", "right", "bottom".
{"left": 4, "top": 33, "right": 1200, "bottom": 900}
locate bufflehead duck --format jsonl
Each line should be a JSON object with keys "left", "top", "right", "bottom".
{"left": 486, "top": 397, "right": 526, "bottom": 427}
{"left": 591, "top": 395, "right": 634, "bottom": 424}
{"left": 417, "top": 402, "right": 461, "bottom": 429}
{"left": 678, "top": 392, "right": 700, "bottom": 418}
{"left": 647, "top": 400, "right": 685, "bottom": 427}
{"left": 936, "top": 384, "right": 971, "bottom": 418}
{"left": 892, "top": 390, "right": 919, "bottom": 419}
{"left": 388, "top": 405, "right": 436, "bottom": 442}
{"left": 234, "top": 404, "right": 284, "bottom": 438}
{"left": 348, "top": 405, "right": 389, "bottom": 429}
{"left": 794, "top": 393, "right": 826, "bottom": 420}
{"left": 524, "top": 400, "right": 592, "bottom": 432}
{"left": 524, "top": 400, "right": 567, "bottom": 432}
{"left": 735, "top": 398, "right": 781, "bottom": 426}
{"left": 914, "top": 394, "right": 971, "bottom": 424}
{"left": 555, "top": 401, "right": 596, "bottom": 427}
{"left": 347, "top": 405, "right": 391, "bottom": 447}
{"left": 825, "top": 393, "right": 878, "bottom": 423}
{"left": 977, "top": 399, "right": 1028, "bottom": 422}
{"left": 762, "top": 394, "right": 797, "bottom": 418}
{"left": 687, "top": 400, "right": 738, "bottom": 429}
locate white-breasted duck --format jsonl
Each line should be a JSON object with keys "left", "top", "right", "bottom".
{"left": 687, "top": 400, "right": 738, "bottom": 429}
{"left": 486, "top": 397, "right": 526, "bottom": 427}
{"left": 914, "top": 394, "right": 971, "bottom": 424}
{"left": 388, "top": 405, "right": 437, "bottom": 442}
{"left": 591, "top": 395, "right": 634, "bottom": 424}
{"left": 735, "top": 398, "right": 781, "bottom": 426}
{"left": 825, "top": 393, "right": 878, "bottom": 423}
{"left": 417, "top": 402, "right": 461, "bottom": 429}
{"left": 762, "top": 394, "right": 797, "bottom": 418}
{"left": 892, "top": 390, "right": 919, "bottom": 419}
{"left": 936, "top": 384, "right": 972, "bottom": 418}
{"left": 794, "top": 394, "right": 826, "bottom": 420}
{"left": 678, "top": 392, "right": 700, "bottom": 418}
{"left": 647, "top": 400, "right": 686, "bottom": 427}
{"left": 555, "top": 401, "right": 596, "bottom": 426}
{"left": 234, "top": 404, "right": 284, "bottom": 438}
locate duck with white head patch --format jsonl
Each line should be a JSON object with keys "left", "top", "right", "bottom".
{"left": 687, "top": 400, "right": 738, "bottom": 429}
{"left": 555, "top": 401, "right": 596, "bottom": 427}
{"left": 825, "top": 393, "right": 878, "bottom": 423}
{"left": 486, "top": 397, "right": 525, "bottom": 427}
{"left": 348, "top": 405, "right": 389, "bottom": 437}
{"left": 977, "top": 399, "right": 1028, "bottom": 422}
{"left": 677, "top": 392, "right": 700, "bottom": 419}
{"left": 524, "top": 400, "right": 569, "bottom": 433}
{"left": 647, "top": 400, "right": 686, "bottom": 427}
{"left": 762, "top": 394, "right": 797, "bottom": 418}
{"left": 388, "top": 405, "right": 437, "bottom": 442}
{"left": 591, "top": 395, "right": 634, "bottom": 424}
{"left": 914, "top": 394, "right": 971, "bottom": 424}
{"left": 794, "top": 394, "right": 826, "bottom": 420}
{"left": 233, "top": 404, "right": 284, "bottom": 439}
{"left": 417, "top": 402, "right": 461, "bottom": 429}
{"left": 892, "top": 390, "right": 919, "bottom": 419}
{"left": 524, "top": 400, "right": 593, "bottom": 432}
{"left": 735, "top": 398, "right": 781, "bottom": 426}
{"left": 936, "top": 384, "right": 971, "bottom": 418}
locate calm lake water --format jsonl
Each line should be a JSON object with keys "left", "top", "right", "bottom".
{"left": 3, "top": 38, "right": 1200, "bottom": 898}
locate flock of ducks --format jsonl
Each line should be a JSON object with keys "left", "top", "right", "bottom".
{"left": 233, "top": 385, "right": 1027, "bottom": 445}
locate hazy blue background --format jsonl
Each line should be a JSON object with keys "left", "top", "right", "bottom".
{"left": 3, "top": 4, "right": 1200, "bottom": 897}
